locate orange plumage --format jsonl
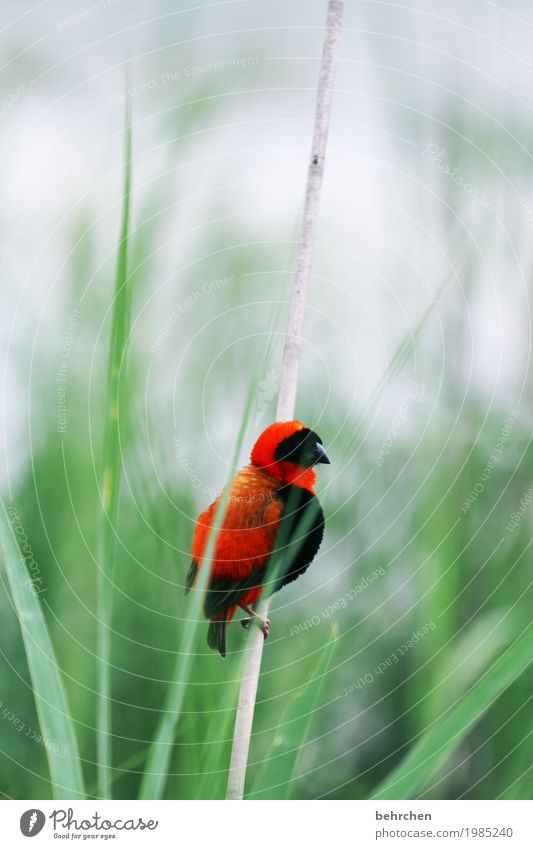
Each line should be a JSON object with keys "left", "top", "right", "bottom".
{"left": 186, "top": 420, "right": 330, "bottom": 656}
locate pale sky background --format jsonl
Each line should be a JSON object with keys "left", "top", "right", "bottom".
{"left": 1, "top": 0, "right": 532, "bottom": 491}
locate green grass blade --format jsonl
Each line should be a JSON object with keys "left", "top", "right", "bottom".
{"left": 0, "top": 502, "right": 86, "bottom": 799}
{"left": 139, "top": 338, "right": 277, "bottom": 800}
{"left": 371, "top": 625, "right": 533, "bottom": 800}
{"left": 249, "top": 625, "right": 338, "bottom": 799}
{"left": 96, "top": 99, "right": 133, "bottom": 799}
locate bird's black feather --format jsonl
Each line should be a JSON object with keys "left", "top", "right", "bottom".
{"left": 184, "top": 561, "right": 197, "bottom": 593}
{"left": 207, "top": 618, "right": 227, "bottom": 657}
{"left": 272, "top": 483, "right": 324, "bottom": 593}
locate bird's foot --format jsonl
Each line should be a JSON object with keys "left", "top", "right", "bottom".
{"left": 259, "top": 617, "right": 270, "bottom": 639}
{"left": 239, "top": 614, "right": 270, "bottom": 639}
{"left": 238, "top": 604, "right": 270, "bottom": 639}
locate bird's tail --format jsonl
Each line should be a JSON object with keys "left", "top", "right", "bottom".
{"left": 207, "top": 616, "right": 227, "bottom": 658}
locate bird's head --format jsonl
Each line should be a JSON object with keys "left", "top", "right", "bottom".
{"left": 250, "top": 420, "right": 330, "bottom": 490}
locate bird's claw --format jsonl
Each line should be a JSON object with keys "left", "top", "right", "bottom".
{"left": 240, "top": 615, "right": 270, "bottom": 638}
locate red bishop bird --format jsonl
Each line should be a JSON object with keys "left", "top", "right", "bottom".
{"left": 185, "top": 420, "right": 330, "bottom": 656}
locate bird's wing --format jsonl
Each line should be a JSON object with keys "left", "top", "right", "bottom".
{"left": 270, "top": 483, "right": 325, "bottom": 593}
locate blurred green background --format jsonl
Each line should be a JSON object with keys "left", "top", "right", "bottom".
{"left": 0, "top": 0, "right": 532, "bottom": 800}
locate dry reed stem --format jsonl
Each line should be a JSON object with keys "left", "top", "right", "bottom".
{"left": 226, "top": 0, "right": 344, "bottom": 801}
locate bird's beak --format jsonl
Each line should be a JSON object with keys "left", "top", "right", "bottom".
{"left": 313, "top": 442, "right": 331, "bottom": 464}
